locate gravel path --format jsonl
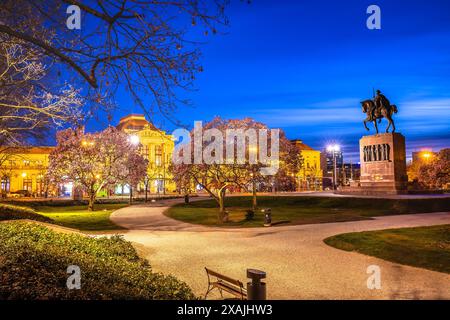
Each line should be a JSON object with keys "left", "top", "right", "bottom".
{"left": 110, "top": 198, "right": 450, "bottom": 299}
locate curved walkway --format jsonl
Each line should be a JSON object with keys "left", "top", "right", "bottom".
{"left": 111, "top": 198, "right": 450, "bottom": 299}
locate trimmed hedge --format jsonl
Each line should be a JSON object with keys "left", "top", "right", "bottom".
{"left": 1, "top": 195, "right": 191, "bottom": 208}
{"left": 0, "top": 204, "right": 52, "bottom": 223}
{"left": 0, "top": 221, "right": 195, "bottom": 300}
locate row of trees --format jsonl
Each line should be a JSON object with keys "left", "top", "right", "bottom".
{"left": 171, "top": 117, "right": 303, "bottom": 222}
{"left": 0, "top": 1, "right": 231, "bottom": 210}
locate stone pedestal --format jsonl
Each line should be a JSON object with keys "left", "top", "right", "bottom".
{"left": 359, "top": 133, "right": 407, "bottom": 194}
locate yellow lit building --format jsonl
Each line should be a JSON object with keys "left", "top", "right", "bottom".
{"left": 117, "top": 114, "right": 176, "bottom": 194}
{"left": 0, "top": 114, "right": 177, "bottom": 198}
{"left": 291, "top": 140, "right": 322, "bottom": 191}
{"left": 0, "top": 147, "right": 54, "bottom": 197}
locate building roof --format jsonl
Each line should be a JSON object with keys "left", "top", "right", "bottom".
{"left": 1, "top": 146, "right": 54, "bottom": 154}
{"left": 290, "top": 139, "right": 316, "bottom": 151}
{"left": 117, "top": 114, "right": 158, "bottom": 131}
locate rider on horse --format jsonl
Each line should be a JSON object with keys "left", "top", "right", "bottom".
{"left": 361, "top": 89, "right": 397, "bottom": 133}
{"left": 371, "top": 89, "right": 391, "bottom": 121}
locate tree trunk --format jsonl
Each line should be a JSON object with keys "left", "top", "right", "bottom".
{"left": 218, "top": 188, "right": 228, "bottom": 223}
{"left": 88, "top": 193, "right": 95, "bottom": 211}
{"left": 129, "top": 186, "right": 133, "bottom": 205}
{"left": 145, "top": 183, "right": 148, "bottom": 203}
{"left": 252, "top": 181, "right": 257, "bottom": 211}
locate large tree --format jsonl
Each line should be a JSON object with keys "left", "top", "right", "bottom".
{"left": 0, "top": 0, "right": 232, "bottom": 126}
{"left": 417, "top": 149, "right": 450, "bottom": 189}
{"left": 171, "top": 117, "right": 299, "bottom": 222}
{"left": 48, "top": 127, "right": 147, "bottom": 210}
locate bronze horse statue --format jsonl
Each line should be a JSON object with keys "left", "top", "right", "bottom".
{"left": 361, "top": 100, "right": 398, "bottom": 134}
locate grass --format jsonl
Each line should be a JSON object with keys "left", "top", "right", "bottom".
{"left": 165, "top": 196, "right": 450, "bottom": 227}
{"left": 37, "top": 203, "right": 128, "bottom": 232}
{"left": 0, "top": 221, "right": 195, "bottom": 299}
{"left": 324, "top": 224, "right": 450, "bottom": 274}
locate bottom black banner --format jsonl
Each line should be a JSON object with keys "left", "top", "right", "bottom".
{"left": 1, "top": 300, "right": 448, "bottom": 319}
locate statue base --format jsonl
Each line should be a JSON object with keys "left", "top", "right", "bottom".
{"left": 342, "top": 133, "right": 408, "bottom": 195}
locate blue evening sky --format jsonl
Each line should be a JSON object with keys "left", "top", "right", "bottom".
{"left": 86, "top": 0, "right": 450, "bottom": 161}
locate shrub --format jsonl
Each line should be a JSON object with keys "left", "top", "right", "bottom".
{"left": 245, "top": 210, "right": 255, "bottom": 221}
{"left": 0, "top": 204, "right": 52, "bottom": 223}
{"left": 0, "top": 221, "right": 195, "bottom": 300}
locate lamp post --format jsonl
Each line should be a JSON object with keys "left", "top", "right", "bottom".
{"left": 129, "top": 134, "right": 140, "bottom": 201}
{"left": 144, "top": 175, "right": 149, "bottom": 202}
{"left": 327, "top": 144, "right": 340, "bottom": 190}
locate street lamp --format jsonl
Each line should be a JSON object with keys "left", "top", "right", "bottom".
{"left": 326, "top": 144, "right": 340, "bottom": 190}
{"left": 129, "top": 135, "right": 140, "bottom": 145}
{"left": 421, "top": 152, "right": 432, "bottom": 163}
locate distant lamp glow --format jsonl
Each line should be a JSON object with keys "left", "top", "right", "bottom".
{"left": 326, "top": 144, "right": 340, "bottom": 152}
{"left": 21, "top": 172, "right": 27, "bottom": 178}
{"left": 82, "top": 140, "right": 94, "bottom": 147}
{"left": 422, "top": 152, "right": 431, "bottom": 159}
{"left": 129, "top": 135, "right": 140, "bottom": 145}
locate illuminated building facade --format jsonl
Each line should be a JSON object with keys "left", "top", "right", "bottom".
{"left": 0, "top": 147, "right": 55, "bottom": 197}
{"left": 117, "top": 114, "right": 176, "bottom": 194}
{"left": 291, "top": 140, "right": 322, "bottom": 191}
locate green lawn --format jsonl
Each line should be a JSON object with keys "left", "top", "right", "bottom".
{"left": 324, "top": 224, "right": 450, "bottom": 274}
{"left": 38, "top": 203, "right": 128, "bottom": 232}
{"left": 165, "top": 196, "right": 450, "bottom": 227}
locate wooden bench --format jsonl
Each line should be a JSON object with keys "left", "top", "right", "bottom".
{"left": 204, "top": 267, "right": 247, "bottom": 300}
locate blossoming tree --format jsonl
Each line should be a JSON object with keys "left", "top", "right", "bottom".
{"left": 48, "top": 127, "right": 147, "bottom": 210}
{"left": 171, "top": 117, "right": 300, "bottom": 222}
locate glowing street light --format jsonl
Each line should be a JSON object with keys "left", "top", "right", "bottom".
{"left": 326, "top": 144, "right": 341, "bottom": 152}
{"left": 422, "top": 152, "right": 431, "bottom": 159}
{"left": 82, "top": 140, "right": 95, "bottom": 147}
{"left": 129, "top": 135, "right": 140, "bottom": 145}
{"left": 421, "top": 151, "right": 433, "bottom": 163}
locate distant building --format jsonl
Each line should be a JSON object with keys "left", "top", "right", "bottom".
{"left": 321, "top": 147, "right": 344, "bottom": 188}
{"left": 0, "top": 114, "right": 177, "bottom": 199}
{"left": 0, "top": 147, "right": 55, "bottom": 197}
{"left": 117, "top": 114, "right": 176, "bottom": 194}
{"left": 291, "top": 140, "right": 322, "bottom": 191}
{"left": 341, "top": 162, "right": 361, "bottom": 185}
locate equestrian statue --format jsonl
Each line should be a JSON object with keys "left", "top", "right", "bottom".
{"left": 360, "top": 89, "right": 398, "bottom": 134}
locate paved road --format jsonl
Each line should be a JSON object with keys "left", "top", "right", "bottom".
{"left": 110, "top": 198, "right": 450, "bottom": 299}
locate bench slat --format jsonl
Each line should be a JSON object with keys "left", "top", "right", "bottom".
{"left": 212, "top": 281, "right": 247, "bottom": 294}
{"left": 213, "top": 282, "right": 247, "bottom": 298}
{"left": 205, "top": 268, "right": 244, "bottom": 287}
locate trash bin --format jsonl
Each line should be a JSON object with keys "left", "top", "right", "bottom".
{"left": 261, "top": 208, "right": 271, "bottom": 227}
{"left": 247, "top": 269, "right": 267, "bottom": 300}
